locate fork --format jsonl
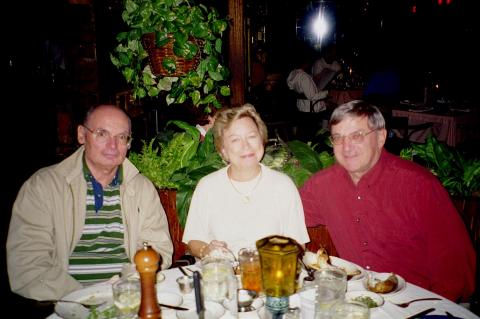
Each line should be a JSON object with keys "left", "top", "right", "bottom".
{"left": 54, "top": 299, "right": 108, "bottom": 309}
{"left": 391, "top": 297, "right": 442, "bottom": 308}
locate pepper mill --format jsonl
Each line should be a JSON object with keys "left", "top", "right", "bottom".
{"left": 135, "top": 242, "right": 161, "bottom": 319}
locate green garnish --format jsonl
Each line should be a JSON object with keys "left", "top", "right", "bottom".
{"left": 353, "top": 296, "right": 378, "bottom": 308}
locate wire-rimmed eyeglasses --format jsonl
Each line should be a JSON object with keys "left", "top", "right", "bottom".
{"left": 329, "top": 129, "right": 377, "bottom": 146}
{"left": 83, "top": 125, "right": 132, "bottom": 146}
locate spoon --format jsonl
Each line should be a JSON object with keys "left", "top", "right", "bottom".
{"left": 298, "top": 257, "right": 315, "bottom": 281}
{"left": 391, "top": 297, "right": 442, "bottom": 308}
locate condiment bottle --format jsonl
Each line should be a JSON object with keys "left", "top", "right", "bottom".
{"left": 135, "top": 242, "right": 161, "bottom": 319}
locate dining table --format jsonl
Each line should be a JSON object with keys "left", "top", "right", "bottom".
{"left": 48, "top": 261, "right": 479, "bottom": 319}
{"left": 391, "top": 104, "right": 479, "bottom": 147}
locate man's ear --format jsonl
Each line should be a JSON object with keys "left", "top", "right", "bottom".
{"left": 378, "top": 128, "right": 387, "bottom": 148}
{"left": 77, "top": 125, "right": 86, "bottom": 145}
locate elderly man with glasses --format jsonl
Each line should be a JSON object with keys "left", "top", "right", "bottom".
{"left": 300, "top": 100, "right": 475, "bottom": 303}
{"left": 7, "top": 104, "right": 173, "bottom": 302}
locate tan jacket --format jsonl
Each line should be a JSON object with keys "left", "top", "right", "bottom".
{"left": 6, "top": 146, "right": 173, "bottom": 300}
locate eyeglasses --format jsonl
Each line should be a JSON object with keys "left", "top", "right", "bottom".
{"left": 329, "top": 129, "right": 377, "bottom": 145}
{"left": 83, "top": 126, "right": 132, "bottom": 146}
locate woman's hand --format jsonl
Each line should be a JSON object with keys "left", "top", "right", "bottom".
{"left": 188, "top": 240, "right": 231, "bottom": 259}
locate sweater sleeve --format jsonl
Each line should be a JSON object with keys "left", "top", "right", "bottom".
{"left": 6, "top": 176, "right": 83, "bottom": 300}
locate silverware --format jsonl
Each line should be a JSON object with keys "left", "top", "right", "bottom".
{"left": 193, "top": 271, "right": 205, "bottom": 319}
{"left": 404, "top": 307, "right": 435, "bottom": 319}
{"left": 179, "top": 266, "right": 189, "bottom": 276}
{"left": 298, "top": 257, "right": 315, "bottom": 281}
{"left": 159, "top": 303, "right": 189, "bottom": 311}
{"left": 392, "top": 297, "right": 442, "bottom": 308}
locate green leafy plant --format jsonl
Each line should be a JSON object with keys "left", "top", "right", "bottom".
{"left": 262, "top": 139, "right": 335, "bottom": 188}
{"left": 129, "top": 120, "right": 224, "bottom": 226}
{"left": 110, "top": 0, "right": 230, "bottom": 111}
{"left": 401, "top": 136, "right": 480, "bottom": 197}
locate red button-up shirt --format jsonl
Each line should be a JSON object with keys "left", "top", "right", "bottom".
{"left": 301, "top": 150, "right": 476, "bottom": 301}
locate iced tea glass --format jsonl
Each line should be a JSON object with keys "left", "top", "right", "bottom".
{"left": 238, "top": 247, "right": 262, "bottom": 293}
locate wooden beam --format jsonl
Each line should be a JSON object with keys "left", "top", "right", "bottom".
{"left": 228, "top": 0, "right": 246, "bottom": 107}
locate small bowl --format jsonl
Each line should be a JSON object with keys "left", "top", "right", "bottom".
{"left": 345, "top": 291, "right": 384, "bottom": 310}
{"left": 176, "top": 275, "right": 194, "bottom": 294}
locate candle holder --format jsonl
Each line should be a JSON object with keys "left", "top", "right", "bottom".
{"left": 256, "top": 235, "right": 301, "bottom": 319}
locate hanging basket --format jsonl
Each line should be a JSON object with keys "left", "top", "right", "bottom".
{"left": 142, "top": 33, "right": 201, "bottom": 77}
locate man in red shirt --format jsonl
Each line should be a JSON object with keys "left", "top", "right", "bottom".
{"left": 300, "top": 100, "right": 476, "bottom": 302}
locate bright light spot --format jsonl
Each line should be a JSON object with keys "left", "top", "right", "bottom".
{"left": 311, "top": 8, "right": 329, "bottom": 43}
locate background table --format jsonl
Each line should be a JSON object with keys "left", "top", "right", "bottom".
{"left": 391, "top": 108, "right": 478, "bottom": 147}
{"left": 329, "top": 89, "right": 363, "bottom": 106}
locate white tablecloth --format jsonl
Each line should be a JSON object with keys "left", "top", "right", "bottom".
{"left": 49, "top": 265, "right": 479, "bottom": 319}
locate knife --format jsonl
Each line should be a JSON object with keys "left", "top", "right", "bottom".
{"left": 158, "top": 303, "right": 189, "bottom": 311}
{"left": 404, "top": 307, "right": 435, "bottom": 319}
{"left": 193, "top": 271, "right": 205, "bottom": 319}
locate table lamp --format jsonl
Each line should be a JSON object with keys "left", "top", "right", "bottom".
{"left": 256, "top": 235, "right": 301, "bottom": 319}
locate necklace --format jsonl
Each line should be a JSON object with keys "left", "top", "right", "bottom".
{"left": 228, "top": 168, "right": 263, "bottom": 204}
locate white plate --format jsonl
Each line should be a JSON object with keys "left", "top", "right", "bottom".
{"left": 363, "top": 272, "right": 406, "bottom": 297}
{"left": 54, "top": 284, "right": 113, "bottom": 319}
{"left": 345, "top": 291, "right": 384, "bottom": 310}
{"left": 302, "top": 252, "right": 366, "bottom": 281}
{"left": 54, "top": 280, "right": 180, "bottom": 318}
{"left": 176, "top": 300, "right": 225, "bottom": 319}
{"left": 329, "top": 256, "right": 366, "bottom": 281}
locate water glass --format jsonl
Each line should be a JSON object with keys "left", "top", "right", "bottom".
{"left": 313, "top": 268, "right": 347, "bottom": 318}
{"left": 112, "top": 278, "right": 141, "bottom": 318}
{"left": 238, "top": 247, "right": 262, "bottom": 293}
{"left": 330, "top": 300, "right": 370, "bottom": 319}
{"left": 201, "top": 257, "right": 234, "bottom": 302}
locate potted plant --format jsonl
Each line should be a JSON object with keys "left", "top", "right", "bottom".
{"left": 400, "top": 136, "right": 480, "bottom": 198}
{"left": 110, "top": 0, "right": 231, "bottom": 111}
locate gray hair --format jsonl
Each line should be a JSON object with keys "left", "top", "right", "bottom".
{"left": 213, "top": 103, "right": 268, "bottom": 154}
{"left": 329, "top": 100, "right": 385, "bottom": 130}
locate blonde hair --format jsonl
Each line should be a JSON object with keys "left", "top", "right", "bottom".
{"left": 213, "top": 103, "right": 268, "bottom": 155}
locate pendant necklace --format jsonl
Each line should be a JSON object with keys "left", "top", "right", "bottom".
{"left": 228, "top": 169, "right": 263, "bottom": 204}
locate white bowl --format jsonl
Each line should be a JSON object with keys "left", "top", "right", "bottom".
{"left": 345, "top": 291, "right": 384, "bottom": 310}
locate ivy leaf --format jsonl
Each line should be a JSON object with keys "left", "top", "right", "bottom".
{"left": 162, "top": 57, "right": 177, "bottom": 73}
{"left": 220, "top": 86, "right": 230, "bottom": 96}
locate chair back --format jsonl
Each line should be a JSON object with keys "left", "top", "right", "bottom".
{"left": 306, "top": 225, "right": 338, "bottom": 256}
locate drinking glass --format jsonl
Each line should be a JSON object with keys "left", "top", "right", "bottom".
{"left": 201, "top": 257, "right": 234, "bottom": 303}
{"left": 112, "top": 278, "right": 141, "bottom": 318}
{"left": 313, "top": 268, "right": 347, "bottom": 318}
{"left": 238, "top": 247, "right": 262, "bottom": 293}
{"left": 330, "top": 300, "right": 370, "bottom": 319}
